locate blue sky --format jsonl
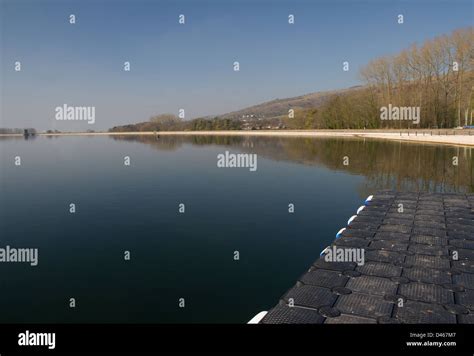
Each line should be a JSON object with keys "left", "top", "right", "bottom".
{"left": 1, "top": 0, "right": 472, "bottom": 130}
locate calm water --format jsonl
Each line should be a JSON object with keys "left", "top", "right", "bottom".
{"left": 0, "top": 135, "right": 473, "bottom": 323}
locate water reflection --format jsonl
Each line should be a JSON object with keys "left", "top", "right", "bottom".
{"left": 111, "top": 134, "right": 474, "bottom": 194}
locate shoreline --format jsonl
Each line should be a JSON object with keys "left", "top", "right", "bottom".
{"left": 1, "top": 129, "right": 473, "bottom": 147}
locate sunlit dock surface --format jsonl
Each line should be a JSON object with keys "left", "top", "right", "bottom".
{"left": 260, "top": 191, "right": 474, "bottom": 324}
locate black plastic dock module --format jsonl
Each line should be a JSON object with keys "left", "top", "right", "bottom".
{"left": 261, "top": 191, "right": 474, "bottom": 324}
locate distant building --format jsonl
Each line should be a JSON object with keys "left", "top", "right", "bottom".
{"left": 23, "top": 128, "right": 36, "bottom": 136}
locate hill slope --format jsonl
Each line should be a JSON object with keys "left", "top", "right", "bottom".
{"left": 218, "top": 86, "right": 363, "bottom": 120}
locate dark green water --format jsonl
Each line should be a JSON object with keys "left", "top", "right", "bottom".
{"left": 0, "top": 135, "right": 473, "bottom": 323}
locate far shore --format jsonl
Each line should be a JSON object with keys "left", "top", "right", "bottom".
{"left": 1, "top": 129, "right": 473, "bottom": 147}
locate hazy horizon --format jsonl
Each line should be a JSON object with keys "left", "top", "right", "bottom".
{"left": 1, "top": 0, "right": 472, "bottom": 130}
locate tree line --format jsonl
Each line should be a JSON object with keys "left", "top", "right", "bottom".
{"left": 287, "top": 27, "right": 473, "bottom": 129}
{"left": 109, "top": 114, "right": 241, "bottom": 132}
{"left": 0, "top": 128, "right": 37, "bottom": 134}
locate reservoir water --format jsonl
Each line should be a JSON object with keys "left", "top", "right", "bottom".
{"left": 0, "top": 134, "right": 472, "bottom": 323}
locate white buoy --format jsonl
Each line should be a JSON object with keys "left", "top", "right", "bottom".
{"left": 320, "top": 246, "right": 330, "bottom": 256}
{"left": 347, "top": 215, "right": 357, "bottom": 225}
{"left": 336, "top": 227, "right": 346, "bottom": 239}
{"left": 364, "top": 195, "right": 373, "bottom": 205}
{"left": 247, "top": 311, "right": 268, "bottom": 324}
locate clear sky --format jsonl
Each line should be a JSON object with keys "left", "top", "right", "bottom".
{"left": 1, "top": 0, "right": 472, "bottom": 130}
